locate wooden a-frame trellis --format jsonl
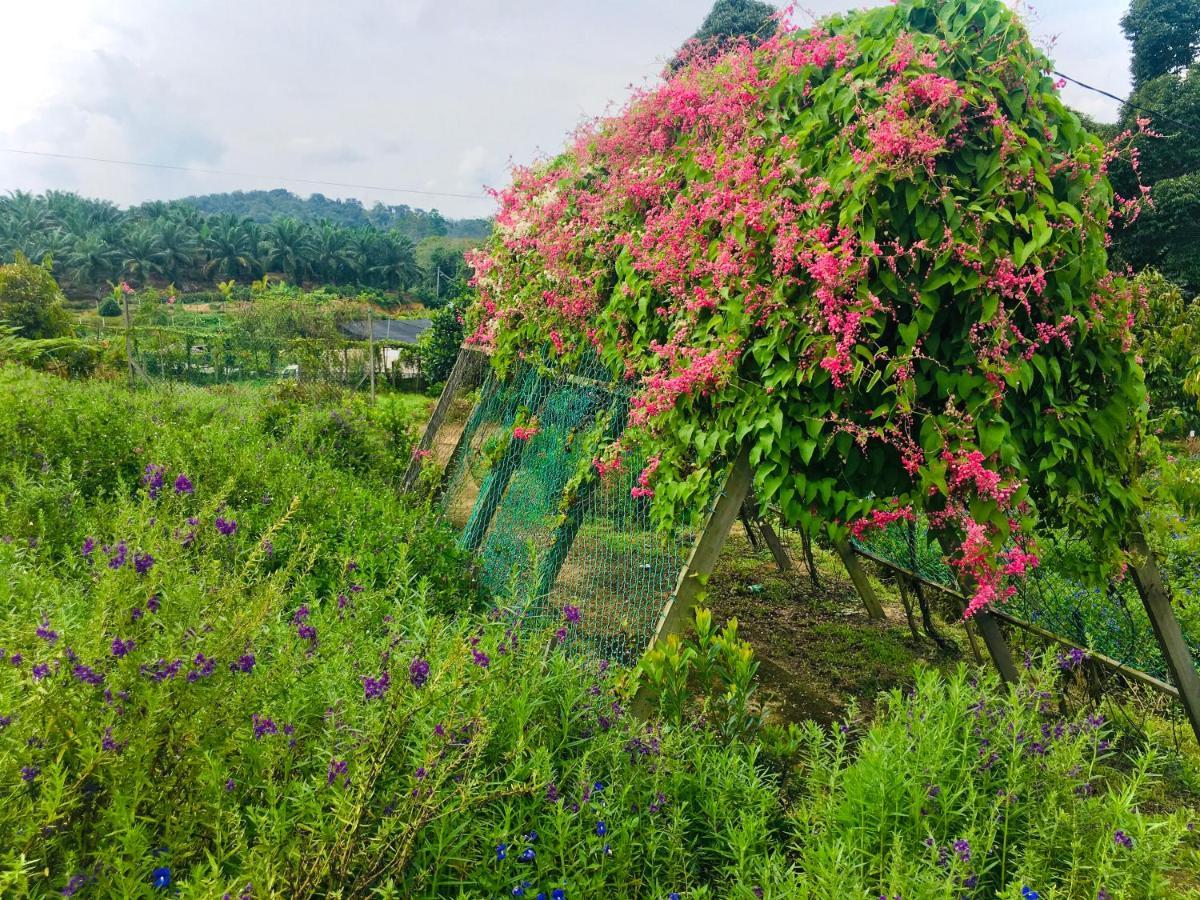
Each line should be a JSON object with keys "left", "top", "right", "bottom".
{"left": 409, "top": 347, "right": 1200, "bottom": 745}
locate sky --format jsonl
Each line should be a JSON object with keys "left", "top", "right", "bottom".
{"left": 0, "top": 1, "right": 1134, "bottom": 221}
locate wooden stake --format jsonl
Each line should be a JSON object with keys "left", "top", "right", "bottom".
{"left": 367, "top": 305, "right": 376, "bottom": 404}
{"left": 633, "top": 447, "right": 752, "bottom": 716}
{"left": 755, "top": 510, "right": 793, "bottom": 573}
{"left": 1127, "top": 530, "right": 1200, "bottom": 745}
{"left": 834, "top": 538, "right": 886, "bottom": 620}
{"left": 973, "top": 609, "right": 1019, "bottom": 683}
{"left": 402, "top": 348, "right": 485, "bottom": 492}
{"left": 122, "top": 290, "right": 135, "bottom": 384}
{"left": 645, "top": 450, "right": 752, "bottom": 653}
{"left": 896, "top": 577, "right": 921, "bottom": 642}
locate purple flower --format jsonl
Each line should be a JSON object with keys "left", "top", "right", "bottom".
{"left": 225, "top": 778, "right": 235, "bottom": 792}
{"left": 36, "top": 620, "right": 59, "bottom": 644}
{"left": 134, "top": 552, "right": 155, "bottom": 576}
{"left": 297, "top": 624, "right": 317, "bottom": 644}
{"left": 409, "top": 656, "right": 429, "bottom": 688}
{"left": 187, "top": 654, "right": 216, "bottom": 682}
{"left": 0, "top": 715, "right": 11, "bottom": 730}
{"left": 363, "top": 672, "right": 390, "bottom": 700}
{"left": 73, "top": 664, "right": 104, "bottom": 685}
{"left": 261, "top": 539, "right": 273, "bottom": 556}
{"left": 230, "top": 653, "right": 256, "bottom": 674}
{"left": 953, "top": 838, "right": 970, "bottom": 862}
{"left": 111, "top": 637, "right": 135, "bottom": 658}
{"left": 81, "top": 538, "right": 95, "bottom": 559}
{"left": 147, "top": 594, "right": 161, "bottom": 613}
{"left": 292, "top": 606, "right": 310, "bottom": 624}
{"left": 60, "top": 874, "right": 88, "bottom": 896}
{"left": 472, "top": 649, "right": 490, "bottom": 668}
{"left": 563, "top": 604, "right": 581, "bottom": 623}
{"left": 252, "top": 714, "right": 277, "bottom": 739}
{"left": 32, "top": 663, "right": 50, "bottom": 681}
{"left": 215, "top": 517, "right": 238, "bottom": 537}
{"left": 107, "top": 540, "right": 128, "bottom": 570}
{"left": 9, "top": 653, "right": 22, "bottom": 667}
{"left": 143, "top": 464, "right": 165, "bottom": 500}
{"left": 131, "top": 607, "right": 144, "bottom": 621}
{"left": 174, "top": 473, "right": 194, "bottom": 495}
{"left": 1113, "top": 829, "right": 1133, "bottom": 848}
{"left": 21, "top": 765, "right": 40, "bottom": 783}
{"left": 327, "top": 758, "right": 349, "bottom": 786}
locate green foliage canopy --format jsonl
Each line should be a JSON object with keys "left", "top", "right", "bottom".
{"left": 0, "top": 253, "right": 73, "bottom": 339}
{"left": 467, "top": 0, "right": 1147, "bottom": 614}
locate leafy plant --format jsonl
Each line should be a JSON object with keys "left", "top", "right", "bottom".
{"left": 466, "top": 0, "right": 1148, "bottom": 616}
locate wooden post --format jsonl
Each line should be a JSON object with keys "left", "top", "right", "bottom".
{"left": 644, "top": 448, "right": 752, "bottom": 656}
{"left": 1127, "top": 531, "right": 1200, "bottom": 745}
{"left": 402, "top": 348, "right": 485, "bottom": 492}
{"left": 834, "top": 538, "right": 886, "bottom": 620}
{"left": 973, "top": 609, "right": 1019, "bottom": 683}
{"left": 757, "top": 518, "right": 793, "bottom": 573}
{"left": 367, "top": 306, "right": 376, "bottom": 404}
{"left": 896, "top": 577, "right": 922, "bottom": 642}
{"left": 801, "top": 530, "right": 819, "bottom": 588}
{"left": 122, "top": 290, "right": 134, "bottom": 384}
{"left": 632, "top": 447, "right": 752, "bottom": 717}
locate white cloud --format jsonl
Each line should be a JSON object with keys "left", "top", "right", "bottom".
{"left": 0, "top": 0, "right": 1136, "bottom": 218}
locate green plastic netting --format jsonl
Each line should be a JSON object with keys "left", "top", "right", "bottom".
{"left": 437, "top": 354, "right": 696, "bottom": 665}
{"left": 852, "top": 519, "right": 1200, "bottom": 682}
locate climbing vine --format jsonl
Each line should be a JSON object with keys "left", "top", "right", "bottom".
{"left": 466, "top": 0, "right": 1149, "bottom": 615}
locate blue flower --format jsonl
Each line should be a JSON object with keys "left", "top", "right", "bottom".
{"left": 553, "top": 891, "right": 565, "bottom": 900}
{"left": 496, "top": 843, "right": 508, "bottom": 861}
{"left": 595, "top": 820, "right": 607, "bottom": 837}
{"left": 669, "top": 894, "right": 681, "bottom": 900}
{"left": 1021, "top": 888, "right": 1040, "bottom": 900}
{"left": 151, "top": 866, "right": 172, "bottom": 890}
{"left": 520, "top": 848, "right": 536, "bottom": 862}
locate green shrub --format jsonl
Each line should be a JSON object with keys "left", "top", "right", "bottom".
{"left": 98, "top": 297, "right": 122, "bottom": 317}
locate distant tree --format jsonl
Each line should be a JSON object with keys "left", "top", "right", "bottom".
{"left": 64, "top": 232, "right": 122, "bottom": 292}
{"left": 1121, "top": 0, "right": 1200, "bottom": 86}
{"left": 1108, "top": 0, "right": 1200, "bottom": 292}
{"left": 671, "top": 0, "right": 776, "bottom": 68}
{"left": 1132, "top": 268, "right": 1200, "bottom": 433}
{"left": 0, "top": 254, "right": 73, "bottom": 339}
{"left": 419, "top": 302, "right": 464, "bottom": 384}
{"left": 203, "top": 216, "right": 261, "bottom": 279}
{"left": 264, "top": 218, "right": 315, "bottom": 284}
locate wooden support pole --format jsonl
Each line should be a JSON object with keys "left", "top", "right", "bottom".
{"left": 644, "top": 450, "right": 752, "bottom": 651}
{"left": 1127, "top": 531, "right": 1200, "bottom": 745}
{"left": 834, "top": 538, "right": 886, "bottom": 620}
{"left": 755, "top": 513, "right": 793, "bottom": 573}
{"left": 972, "top": 609, "right": 1019, "bottom": 683}
{"left": 122, "top": 290, "right": 135, "bottom": 384}
{"left": 402, "top": 348, "right": 485, "bottom": 493}
{"left": 632, "top": 447, "right": 752, "bottom": 716}
{"left": 367, "top": 305, "right": 376, "bottom": 405}
{"left": 896, "top": 577, "right": 922, "bottom": 642}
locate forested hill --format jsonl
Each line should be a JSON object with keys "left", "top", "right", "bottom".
{"left": 180, "top": 189, "right": 492, "bottom": 240}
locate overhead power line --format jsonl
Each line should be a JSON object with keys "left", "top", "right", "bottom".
{"left": 1052, "top": 70, "right": 1200, "bottom": 136}
{"left": 0, "top": 147, "right": 493, "bottom": 204}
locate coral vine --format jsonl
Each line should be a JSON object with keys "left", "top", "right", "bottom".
{"left": 466, "top": 0, "right": 1146, "bottom": 615}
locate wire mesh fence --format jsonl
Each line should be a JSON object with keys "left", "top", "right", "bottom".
{"left": 431, "top": 352, "right": 696, "bottom": 665}
{"left": 851, "top": 517, "right": 1200, "bottom": 684}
